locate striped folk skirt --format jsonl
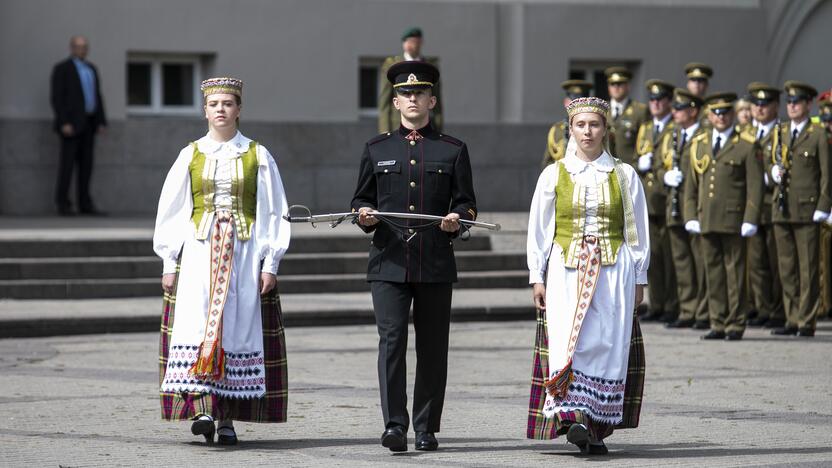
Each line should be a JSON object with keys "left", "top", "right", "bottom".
{"left": 159, "top": 272, "right": 288, "bottom": 423}
{"left": 527, "top": 307, "right": 644, "bottom": 440}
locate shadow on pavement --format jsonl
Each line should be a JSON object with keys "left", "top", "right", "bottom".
{"left": 541, "top": 442, "right": 832, "bottom": 459}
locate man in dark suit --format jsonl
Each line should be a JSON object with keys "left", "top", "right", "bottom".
{"left": 352, "top": 61, "right": 476, "bottom": 453}
{"left": 50, "top": 35, "right": 107, "bottom": 215}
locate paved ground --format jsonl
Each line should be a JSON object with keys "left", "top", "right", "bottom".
{"left": 1, "top": 320, "right": 830, "bottom": 467}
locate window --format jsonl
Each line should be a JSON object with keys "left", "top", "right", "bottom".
{"left": 359, "top": 57, "right": 385, "bottom": 117}
{"left": 127, "top": 53, "right": 210, "bottom": 115}
{"left": 569, "top": 60, "right": 640, "bottom": 102}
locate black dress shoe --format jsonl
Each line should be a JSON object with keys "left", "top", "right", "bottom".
{"left": 747, "top": 316, "right": 768, "bottom": 327}
{"left": 566, "top": 423, "right": 589, "bottom": 453}
{"left": 217, "top": 425, "right": 238, "bottom": 445}
{"left": 747, "top": 309, "right": 759, "bottom": 321}
{"left": 381, "top": 426, "right": 407, "bottom": 452}
{"left": 763, "top": 318, "right": 785, "bottom": 329}
{"left": 796, "top": 328, "right": 815, "bottom": 337}
{"left": 191, "top": 418, "right": 215, "bottom": 444}
{"left": 640, "top": 309, "right": 663, "bottom": 322}
{"left": 771, "top": 327, "right": 798, "bottom": 336}
{"left": 701, "top": 330, "right": 726, "bottom": 340}
{"left": 415, "top": 432, "right": 438, "bottom": 451}
{"left": 693, "top": 320, "right": 710, "bottom": 330}
{"left": 725, "top": 331, "right": 744, "bottom": 341}
{"left": 666, "top": 319, "right": 695, "bottom": 328}
{"left": 587, "top": 442, "right": 609, "bottom": 455}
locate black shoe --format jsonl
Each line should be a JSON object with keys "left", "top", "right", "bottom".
{"left": 381, "top": 426, "right": 407, "bottom": 452}
{"left": 725, "top": 331, "right": 744, "bottom": 341}
{"left": 763, "top": 318, "right": 785, "bottom": 329}
{"left": 771, "top": 327, "right": 798, "bottom": 336}
{"left": 587, "top": 442, "right": 609, "bottom": 455}
{"left": 217, "top": 425, "right": 238, "bottom": 445}
{"left": 666, "top": 319, "right": 695, "bottom": 329}
{"left": 635, "top": 303, "right": 649, "bottom": 318}
{"left": 415, "top": 432, "right": 438, "bottom": 451}
{"left": 641, "top": 309, "right": 663, "bottom": 322}
{"left": 747, "top": 309, "right": 759, "bottom": 321}
{"left": 190, "top": 418, "right": 215, "bottom": 444}
{"left": 693, "top": 321, "right": 710, "bottom": 330}
{"left": 701, "top": 330, "right": 726, "bottom": 340}
{"left": 796, "top": 328, "right": 815, "bottom": 337}
{"left": 566, "top": 423, "right": 589, "bottom": 453}
{"left": 747, "top": 316, "right": 769, "bottom": 327}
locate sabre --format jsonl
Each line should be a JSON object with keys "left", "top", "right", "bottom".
{"left": 282, "top": 205, "right": 501, "bottom": 231}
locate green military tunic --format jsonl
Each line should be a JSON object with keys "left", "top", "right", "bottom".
{"left": 541, "top": 120, "right": 568, "bottom": 169}
{"left": 683, "top": 127, "right": 764, "bottom": 334}
{"left": 609, "top": 99, "right": 649, "bottom": 166}
{"left": 635, "top": 117, "right": 678, "bottom": 319}
{"left": 766, "top": 121, "right": 832, "bottom": 332}
{"left": 378, "top": 55, "right": 443, "bottom": 134}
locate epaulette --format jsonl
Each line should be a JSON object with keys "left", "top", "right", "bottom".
{"left": 439, "top": 134, "right": 463, "bottom": 146}
{"left": 368, "top": 132, "right": 393, "bottom": 146}
{"left": 810, "top": 120, "right": 826, "bottom": 131}
{"left": 691, "top": 131, "right": 709, "bottom": 142}
{"left": 739, "top": 125, "right": 757, "bottom": 144}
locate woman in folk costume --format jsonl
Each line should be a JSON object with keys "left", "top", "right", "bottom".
{"left": 154, "top": 77, "right": 291, "bottom": 445}
{"left": 526, "top": 97, "right": 649, "bottom": 455}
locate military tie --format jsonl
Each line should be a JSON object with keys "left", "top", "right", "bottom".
{"left": 713, "top": 135, "right": 722, "bottom": 155}
{"left": 679, "top": 130, "right": 687, "bottom": 152}
{"left": 757, "top": 128, "right": 764, "bottom": 141}
{"left": 790, "top": 128, "right": 798, "bottom": 147}
{"left": 653, "top": 124, "right": 660, "bottom": 142}
{"left": 613, "top": 104, "right": 620, "bottom": 120}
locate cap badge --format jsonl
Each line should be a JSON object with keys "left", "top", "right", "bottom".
{"left": 651, "top": 85, "right": 661, "bottom": 94}
{"left": 757, "top": 90, "right": 767, "bottom": 99}
{"left": 611, "top": 73, "right": 621, "bottom": 81}
{"left": 407, "top": 73, "right": 418, "bottom": 84}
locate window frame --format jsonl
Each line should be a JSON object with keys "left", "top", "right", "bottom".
{"left": 358, "top": 56, "right": 386, "bottom": 118}
{"left": 127, "top": 53, "right": 203, "bottom": 116}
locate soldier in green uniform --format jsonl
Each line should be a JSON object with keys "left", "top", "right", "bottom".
{"left": 745, "top": 82, "right": 786, "bottom": 328}
{"left": 605, "top": 67, "right": 649, "bottom": 166}
{"left": 378, "top": 27, "right": 442, "bottom": 134}
{"left": 635, "top": 79, "right": 678, "bottom": 322}
{"left": 817, "top": 93, "right": 832, "bottom": 320}
{"left": 540, "top": 80, "right": 592, "bottom": 169}
{"left": 683, "top": 92, "right": 764, "bottom": 341}
{"left": 660, "top": 89, "right": 710, "bottom": 329}
{"left": 768, "top": 82, "right": 831, "bottom": 337}
{"left": 684, "top": 63, "right": 713, "bottom": 128}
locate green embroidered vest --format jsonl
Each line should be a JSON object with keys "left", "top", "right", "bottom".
{"left": 189, "top": 141, "right": 258, "bottom": 241}
{"left": 553, "top": 161, "right": 626, "bottom": 267}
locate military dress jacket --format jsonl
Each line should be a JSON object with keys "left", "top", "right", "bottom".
{"left": 683, "top": 127, "right": 764, "bottom": 234}
{"left": 609, "top": 99, "right": 649, "bottom": 166}
{"left": 657, "top": 126, "right": 708, "bottom": 227}
{"left": 378, "top": 55, "right": 443, "bottom": 134}
{"left": 755, "top": 124, "right": 779, "bottom": 225}
{"left": 764, "top": 121, "right": 832, "bottom": 224}
{"left": 541, "top": 120, "right": 568, "bottom": 169}
{"left": 636, "top": 119, "right": 676, "bottom": 218}
{"left": 351, "top": 125, "right": 477, "bottom": 283}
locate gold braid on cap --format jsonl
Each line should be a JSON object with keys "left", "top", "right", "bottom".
{"left": 201, "top": 77, "right": 243, "bottom": 97}
{"left": 566, "top": 97, "right": 610, "bottom": 121}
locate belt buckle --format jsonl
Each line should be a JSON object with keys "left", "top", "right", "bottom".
{"left": 584, "top": 235, "right": 598, "bottom": 244}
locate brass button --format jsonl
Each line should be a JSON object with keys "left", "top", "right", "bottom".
{"left": 408, "top": 228, "right": 415, "bottom": 234}
{"left": 804, "top": 151, "right": 809, "bottom": 157}
{"left": 711, "top": 167, "right": 716, "bottom": 172}
{"left": 410, "top": 181, "right": 416, "bottom": 187}
{"left": 709, "top": 184, "right": 714, "bottom": 189}
{"left": 438, "top": 169, "right": 443, "bottom": 174}
{"left": 710, "top": 176, "right": 715, "bottom": 181}
{"left": 410, "top": 159, "right": 416, "bottom": 165}
{"left": 647, "top": 181, "right": 653, "bottom": 187}
{"left": 709, "top": 193, "right": 714, "bottom": 198}
{"left": 384, "top": 169, "right": 389, "bottom": 173}
{"left": 410, "top": 140, "right": 416, "bottom": 146}
{"left": 647, "top": 173, "right": 654, "bottom": 179}
{"left": 409, "top": 205, "right": 415, "bottom": 211}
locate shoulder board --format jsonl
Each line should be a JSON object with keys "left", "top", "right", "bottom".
{"left": 739, "top": 131, "right": 756, "bottom": 145}
{"left": 368, "top": 132, "right": 393, "bottom": 146}
{"left": 439, "top": 134, "right": 463, "bottom": 146}
{"left": 811, "top": 121, "right": 825, "bottom": 131}
{"left": 638, "top": 121, "right": 651, "bottom": 131}
{"left": 692, "top": 131, "right": 709, "bottom": 142}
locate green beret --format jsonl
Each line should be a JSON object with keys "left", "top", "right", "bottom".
{"left": 401, "top": 27, "right": 423, "bottom": 41}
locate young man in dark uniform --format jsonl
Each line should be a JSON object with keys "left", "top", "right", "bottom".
{"left": 351, "top": 61, "right": 477, "bottom": 452}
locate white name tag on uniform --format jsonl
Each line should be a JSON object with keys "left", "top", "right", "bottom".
{"left": 377, "top": 160, "right": 397, "bottom": 167}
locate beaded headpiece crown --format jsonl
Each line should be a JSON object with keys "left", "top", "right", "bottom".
{"left": 201, "top": 77, "right": 243, "bottom": 97}
{"left": 566, "top": 97, "right": 610, "bottom": 120}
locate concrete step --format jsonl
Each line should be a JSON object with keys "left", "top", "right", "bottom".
{"left": 0, "top": 235, "right": 491, "bottom": 258}
{"left": 0, "top": 251, "right": 525, "bottom": 280}
{"left": 0, "top": 288, "right": 536, "bottom": 338}
{"left": 0, "top": 271, "right": 528, "bottom": 299}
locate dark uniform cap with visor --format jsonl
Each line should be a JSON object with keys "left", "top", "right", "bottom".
{"left": 705, "top": 92, "right": 737, "bottom": 116}
{"left": 386, "top": 61, "right": 439, "bottom": 93}
{"left": 604, "top": 66, "right": 632, "bottom": 84}
{"left": 783, "top": 80, "right": 818, "bottom": 103}
{"left": 672, "top": 88, "right": 704, "bottom": 110}
{"left": 818, "top": 90, "right": 832, "bottom": 122}
{"left": 746, "top": 82, "right": 781, "bottom": 106}
{"left": 685, "top": 62, "right": 713, "bottom": 81}
{"left": 561, "top": 79, "right": 593, "bottom": 99}
{"left": 645, "top": 79, "right": 674, "bottom": 100}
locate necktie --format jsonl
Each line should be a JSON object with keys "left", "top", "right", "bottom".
{"left": 679, "top": 130, "right": 687, "bottom": 152}
{"left": 758, "top": 128, "right": 764, "bottom": 141}
{"left": 713, "top": 135, "right": 722, "bottom": 154}
{"left": 653, "top": 124, "right": 660, "bottom": 140}
{"left": 613, "top": 105, "right": 620, "bottom": 120}
{"left": 791, "top": 128, "right": 798, "bottom": 147}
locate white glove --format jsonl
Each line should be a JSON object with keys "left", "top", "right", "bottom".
{"left": 770, "top": 166, "right": 783, "bottom": 184}
{"left": 740, "top": 222, "right": 758, "bottom": 237}
{"left": 764, "top": 172, "right": 770, "bottom": 186}
{"left": 638, "top": 153, "right": 653, "bottom": 172}
{"left": 685, "top": 220, "right": 701, "bottom": 234}
{"left": 812, "top": 210, "right": 829, "bottom": 223}
{"left": 663, "top": 168, "right": 683, "bottom": 188}
{"left": 825, "top": 214, "right": 832, "bottom": 225}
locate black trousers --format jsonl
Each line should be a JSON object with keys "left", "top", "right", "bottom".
{"left": 56, "top": 117, "right": 96, "bottom": 210}
{"left": 370, "top": 281, "right": 452, "bottom": 433}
